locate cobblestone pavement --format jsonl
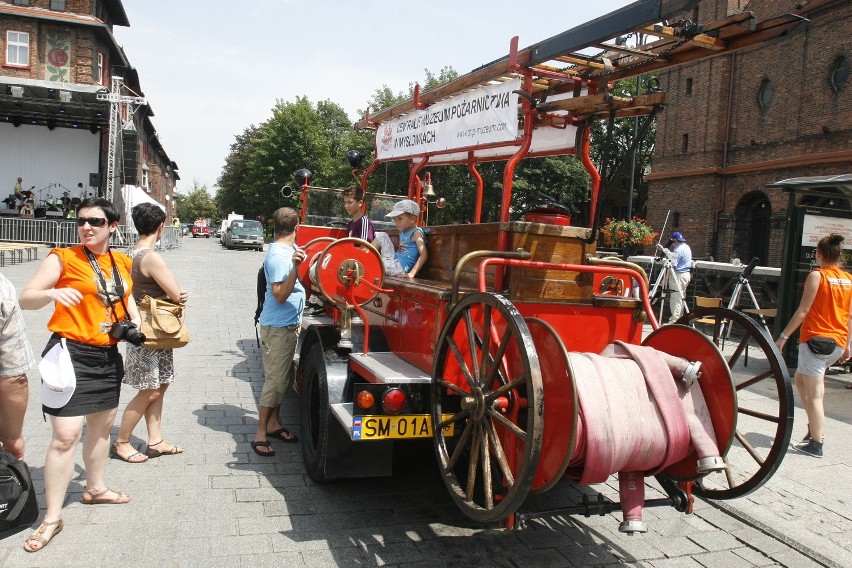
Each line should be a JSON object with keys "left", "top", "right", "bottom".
{"left": 0, "top": 237, "right": 849, "bottom": 567}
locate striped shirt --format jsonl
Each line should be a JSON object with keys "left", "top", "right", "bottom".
{"left": 348, "top": 215, "right": 375, "bottom": 242}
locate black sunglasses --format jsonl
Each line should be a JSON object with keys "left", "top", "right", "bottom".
{"left": 75, "top": 217, "right": 108, "bottom": 227}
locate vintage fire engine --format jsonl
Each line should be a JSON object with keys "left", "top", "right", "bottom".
{"left": 291, "top": 0, "right": 804, "bottom": 532}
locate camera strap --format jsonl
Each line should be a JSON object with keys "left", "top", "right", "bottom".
{"left": 83, "top": 247, "right": 129, "bottom": 323}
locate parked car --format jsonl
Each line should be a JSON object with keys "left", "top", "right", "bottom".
{"left": 223, "top": 219, "right": 264, "bottom": 251}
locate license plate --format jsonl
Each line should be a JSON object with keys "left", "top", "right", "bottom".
{"left": 353, "top": 414, "right": 455, "bottom": 440}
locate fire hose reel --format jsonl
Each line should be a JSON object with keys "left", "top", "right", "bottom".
{"left": 530, "top": 324, "right": 735, "bottom": 534}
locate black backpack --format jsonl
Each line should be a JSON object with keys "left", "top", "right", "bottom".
{"left": 0, "top": 450, "right": 39, "bottom": 539}
{"left": 254, "top": 265, "right": 266, "bottom": 347}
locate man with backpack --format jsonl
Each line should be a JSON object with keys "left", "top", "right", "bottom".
{"left": 251, "top": 208, "right": 306, "bottom": 457}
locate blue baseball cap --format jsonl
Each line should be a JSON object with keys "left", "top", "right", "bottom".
{"left": 671, "top": 231, "right": 686, "bottom": 242}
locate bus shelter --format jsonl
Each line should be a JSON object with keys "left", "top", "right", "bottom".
{"left": 771, "top": 174, "right": 852, "bottom": 363}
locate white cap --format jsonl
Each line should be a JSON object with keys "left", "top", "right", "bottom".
{"left": 38, "top": 338, "right": 76, "bottom": 409}
{"left": 385, "top": 199, "right": 420, "bottom": 218}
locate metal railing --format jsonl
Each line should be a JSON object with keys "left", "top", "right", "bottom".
{"left": 0, "top": 217, "right": 183, "bottom": 251}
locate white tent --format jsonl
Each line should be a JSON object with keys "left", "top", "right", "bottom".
{"left": 121, "top": 185, "right": 165, "bottom": 211}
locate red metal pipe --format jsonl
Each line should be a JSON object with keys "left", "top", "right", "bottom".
{"left": 408, "top": 157, "right": 429, "bottom": 223}
{"left": 496, "top": 72, "right": 535, "bottom": 290}
{"left": 467, "top": 154, "right": 484, "bottom": 224}
{"left": 579, "top": 128, "right": 600, "bottom": 227}
{"left": 476, "top": 257, "right": 659, "bottom": 329}
{"left": 298, "top": 179, "right": 309, "bottom": 223}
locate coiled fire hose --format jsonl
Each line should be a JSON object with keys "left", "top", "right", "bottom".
{"left": 564, "top": 341, "right": 725, "bottom": 533}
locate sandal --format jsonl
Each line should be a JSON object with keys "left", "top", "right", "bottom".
{"left": 251, "top": 440, "right": 275, "bottom": 457}
{"left": 144, "top": 439, "right": 185, "bottom": 458}
{"left": 23, "top": 518, "right": 63, "bottom": 552}
{"left": 109, "top": 441, "right": 149, "bottom": 463}
{"left": 81, "top": 487, "right": 131, "bottom": 505}
{"left": 266, "top": 427, "right": 298, "bottom": 443}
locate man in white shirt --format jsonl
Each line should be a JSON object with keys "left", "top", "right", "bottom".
{"left": 656, "top": 231, "right": 693, "bottom": 323}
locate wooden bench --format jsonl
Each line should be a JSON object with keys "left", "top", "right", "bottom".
{"left": 0, "top": 242, "right": 40, "bottom": 267}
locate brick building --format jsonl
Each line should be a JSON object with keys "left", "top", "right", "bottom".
{"left": 0, "top": 0, "right": 177, "bottom": 222}
{"left": 644, "top": 0, "right": 852, "bottom": 266}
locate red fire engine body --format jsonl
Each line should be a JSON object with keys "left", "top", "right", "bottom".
{"left": 290, "top": 0, "right": 803, "bottom": 531}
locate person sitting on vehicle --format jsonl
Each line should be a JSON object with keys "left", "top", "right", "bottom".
{"left": 343, "top": 186, "right": 375, "bottom": 242}
{"left": 304, "top": 187, "right": 377, "bottom": 316}
{"left": 372, "top": 199, "right": 427, "bottom": 279}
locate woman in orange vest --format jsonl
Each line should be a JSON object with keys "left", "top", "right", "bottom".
{"left": 19, "top": 197, "right": 142, "bottom": 552}
{"left": 776, "top": 233, "right": 852, "bottom": 458}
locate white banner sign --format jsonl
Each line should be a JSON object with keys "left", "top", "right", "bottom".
{"left": 376, "top": 77, "right": 521, "bottom": 160}
{"left": 801, "top": 213, "right": 852, "bottom": 248}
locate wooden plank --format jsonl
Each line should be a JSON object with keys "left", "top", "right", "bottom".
{"left": 537, "top": 92, "right": 665, "bottom": 114}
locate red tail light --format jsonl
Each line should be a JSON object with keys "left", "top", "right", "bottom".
{"left": 381, "top": 388, "right": 406, "bottom": 414}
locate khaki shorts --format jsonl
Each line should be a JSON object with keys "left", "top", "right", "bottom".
{"left": 0, "top": 276, "right": 35, "bottom": 377}
{"left": 259, "top": 324, "right": 300, "bottom": 408}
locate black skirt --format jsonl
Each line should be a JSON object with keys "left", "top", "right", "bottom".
{"left": 41, "top": 333, "right": 124, "bottom": 417}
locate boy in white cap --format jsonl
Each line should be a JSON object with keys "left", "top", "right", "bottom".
{"left": 373, "top": 199, "right": 427, "bottom": 278}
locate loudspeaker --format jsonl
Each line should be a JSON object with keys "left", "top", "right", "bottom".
{"left": 122, "top": 131, "right": 139, "bottom": 185}
{"left": 89, "top": 173, "right": 101, "bottom": 187}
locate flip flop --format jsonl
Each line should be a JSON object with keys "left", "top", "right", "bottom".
{"left": 266, "top": 427, "right": 298, "bottom": 443}
{"left": 251, "top": 440, "right": 275, "bottom": 456}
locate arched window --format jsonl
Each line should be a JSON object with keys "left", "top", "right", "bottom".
{"left": 758, "top": 78, "right": 774, "bottom": 111}
{"left": 829, "top": 55, "right": 850, "bottom": 93}
{"left": 798, "top": 188, "right": 851, "bottom": 210}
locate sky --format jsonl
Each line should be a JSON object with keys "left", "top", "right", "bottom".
{"left": 115, "top": 0, "right": 630, "bottom": 194}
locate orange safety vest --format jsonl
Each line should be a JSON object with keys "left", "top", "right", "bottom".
{"left": 800, "top": 264, "right": 852, "bottom": 347}
{"left": 47, "top": 246, "right": 133, "bottom": 346}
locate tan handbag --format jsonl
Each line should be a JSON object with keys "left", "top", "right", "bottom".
{"left": 138, "top": 295, "right": 189, "bottom": 349}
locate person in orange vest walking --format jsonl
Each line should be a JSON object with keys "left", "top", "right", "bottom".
{"left": 775, "top": 233, "right": 852, "bottom": 458}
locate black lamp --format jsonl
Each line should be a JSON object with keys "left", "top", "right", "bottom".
{"left": 346, "top": 149, "right": 364, "bottom": 169}
{"left": 293, "top": 168, "right": 312, "bottom": 187}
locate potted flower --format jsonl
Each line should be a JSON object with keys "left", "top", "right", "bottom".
{"left": 600, "top": 216, "right": 658, "bottom": 257}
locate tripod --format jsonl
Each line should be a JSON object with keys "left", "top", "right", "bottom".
{"left": 723, "top": 257, "right": 771, "bottom": 337}
{"left": 648, "top": 255, "right": 690, "bottom": 324}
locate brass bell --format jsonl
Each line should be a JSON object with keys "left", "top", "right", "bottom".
{"left": 422, "top": 181, "right": 437, "bottom": 201}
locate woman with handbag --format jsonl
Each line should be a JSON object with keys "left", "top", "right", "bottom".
{"left": 19, "top": 197, "right": 141, "bottom": 552}
{"left": 775, "top": 233, "right": 852, "bottom": 458}
{"left": 111, "top": 203, "right": 188, "bottom": 463}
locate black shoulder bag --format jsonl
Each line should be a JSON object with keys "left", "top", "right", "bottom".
{"left": 0, "top": 450, "right": 39, "bottom": 539}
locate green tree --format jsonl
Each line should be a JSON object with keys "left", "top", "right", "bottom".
{"left": 216, "top": 125, "right": 261, "bottom": 218}
{"left": 176, "top": 182, "right": 217, "bottom": 222}
{"left": 590, "top": 74, "right": 658, "bottom": 222}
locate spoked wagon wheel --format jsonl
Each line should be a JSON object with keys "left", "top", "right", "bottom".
{"left": 431, "top": 292, "right": 543, "bottom": 523}
{"left": 676, "top": 307, "right": 793, "bottom": 499}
